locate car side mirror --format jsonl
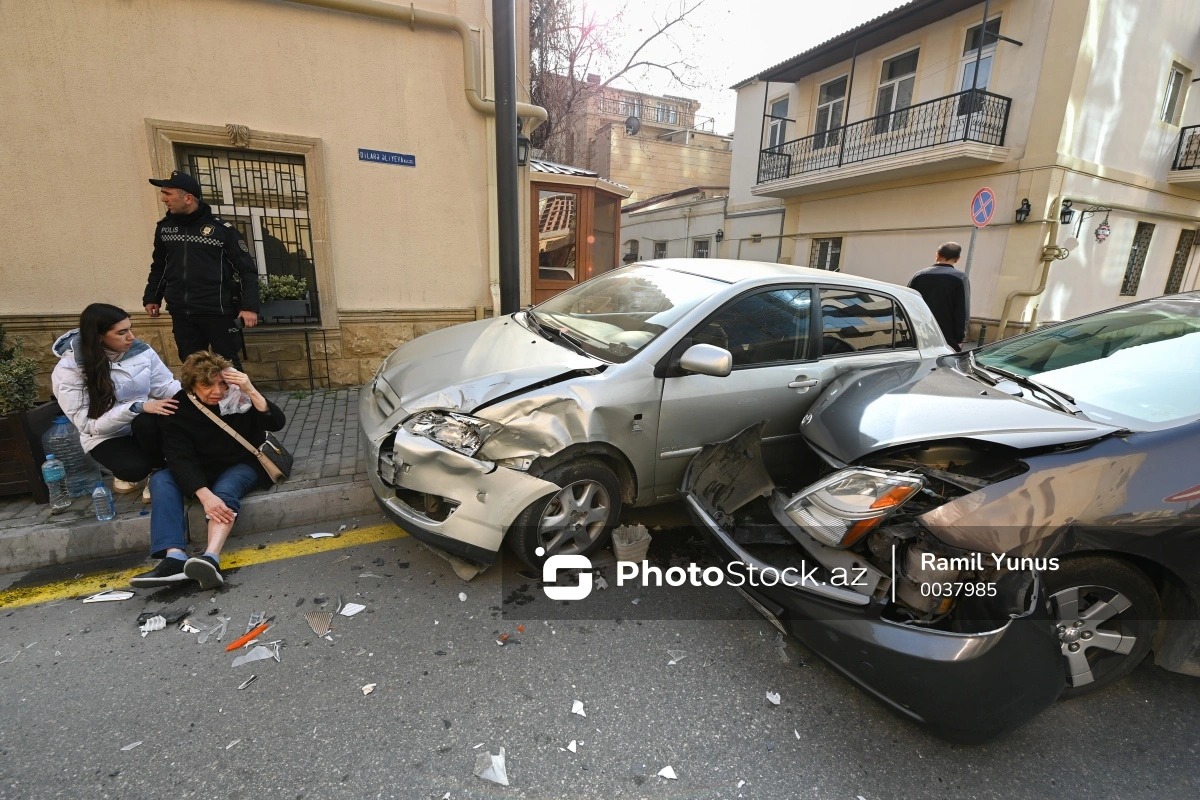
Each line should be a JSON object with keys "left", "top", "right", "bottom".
{"left": 678, "top": 343, "right": 732, "bottom": 377}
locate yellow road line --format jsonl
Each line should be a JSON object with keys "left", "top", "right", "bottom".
{"left": 0, "top": 524, "right": 407, "bottom": 610}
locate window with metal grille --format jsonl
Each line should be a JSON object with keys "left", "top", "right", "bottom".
{"left": 653, "top": 241, "right": 668, "bottom": 259}
{"left": 1165, "top": 228, "right": 1197, "bottom": 294}
{"left": 692, "top": 238, "right": 711, "bottom": 258}
{"left": 1120, "top": 222, "right": 1155, "bottom": 296}
{"left": 809, "top": 237, "right": 842, "bottom": 271}
{"left": 176, "top": 146, "right": 319, "bottom": 324}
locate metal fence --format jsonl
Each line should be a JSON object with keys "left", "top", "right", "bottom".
{"left": 1172, "top": 125, "right": 1200, "bottom": 170}
{"left": 757, "top": 89, "right": 1011, "bottom": 184}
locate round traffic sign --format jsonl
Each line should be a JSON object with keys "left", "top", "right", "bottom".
{"left": 971, "top": 187, "right": 995, "bottom": 228}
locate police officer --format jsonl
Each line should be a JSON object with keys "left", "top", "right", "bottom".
{"left": 143, "top": 171, "right": 260, "bottom": 368}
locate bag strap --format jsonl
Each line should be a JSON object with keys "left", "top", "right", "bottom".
{"left": 188, "top": 393, "right": 262, "bottom": 457}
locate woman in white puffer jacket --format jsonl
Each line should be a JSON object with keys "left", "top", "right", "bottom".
{"left": 51, "top": 303, "right": 182, "bottom": 496}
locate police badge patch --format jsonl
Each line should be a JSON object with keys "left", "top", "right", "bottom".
{"left": 238, "top": 240, "right": 249, "bottom": 252}
{"left": 202, "top": 225, "right": 214, "bottom": 236}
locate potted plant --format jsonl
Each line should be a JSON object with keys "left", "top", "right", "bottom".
{"left": 258, "top": 275, "right": 310, "bottom": 322}
{"left": 0, "top": 325, "right": 55, "bottom": 502}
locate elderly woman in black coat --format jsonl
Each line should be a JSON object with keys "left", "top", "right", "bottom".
{"left": 130, "top": 350, "right": 286, "bottom": 590}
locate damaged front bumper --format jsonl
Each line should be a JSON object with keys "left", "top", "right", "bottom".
{"left": 681, "top": 425, "right": 1064, "bottom": 744}
{"left": 362, "top": 424, "right": 559, "bottom": 565}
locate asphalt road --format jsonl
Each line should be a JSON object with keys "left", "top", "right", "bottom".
{"left": 1, "top": 511, "right": 1198, "bottom": 800}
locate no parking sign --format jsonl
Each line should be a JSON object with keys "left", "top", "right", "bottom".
{"left": 971, "top": 187, "right": 996, "bottom": 227}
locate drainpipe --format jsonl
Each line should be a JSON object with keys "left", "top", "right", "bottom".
{"left": 996, "top": 194, "right": 1200, "bottom": 340}
{"left": 280, "top": 0, "right": 548, "bottom": 315}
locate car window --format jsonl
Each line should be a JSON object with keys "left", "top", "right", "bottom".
{"left": 976, "top": 297, "right": 1200, "bottom": 429}
{"left": 819, "top": 288, "right": 900, "bottom": 354}
{"left": 532, "top": 264, "right": 724, "bottom": 362}
{"left": 693, "top": 288, "right": 811, "bottom": 368}
{"left": 894, "top": 302, "right": 915, "bottom": 348}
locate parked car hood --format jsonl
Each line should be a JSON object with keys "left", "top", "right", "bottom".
{"left": 373, "top": 314, "right": 605, "bottom": 415}
{"left": 803, "top": 358, "right": 1121, "bottom": 462}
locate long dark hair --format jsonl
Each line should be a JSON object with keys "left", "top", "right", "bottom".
{"left": 79, "top": 303, "right": 130, "bottom": 419}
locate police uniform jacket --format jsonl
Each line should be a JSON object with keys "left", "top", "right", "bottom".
{"left": 142, "top": 202, "right": 261, "bottom": 317}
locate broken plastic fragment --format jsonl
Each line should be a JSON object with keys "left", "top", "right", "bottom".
{"left": 339, "top": 603, "right": 366, "bottom": 617}
{"left": 794, "top": 729, "right": 801, "bottom": 740}
{"left": 180, "top": 620, "right": 206, "bottom": 634}
{"left": 238, "top": 675, "right": 257, "bottom": 690}
{"left": 308, "top": 532, "right": 335, "bottom": 539}
{"left": 595, "top": 575, "right": 608, "bottom": 590}
{"left": 458, "top": 592, "right": 467, "bottom": 602}
{"left": 667, "top": 650, "right": 687, "bottom": 666}
{"left": 199, "top": 616, "right": 229, "bottom": 645}
{"left": 362, "top": 683, "right": 376, "bottom": 696}
{"left": 737, "top": 779, "right": 746, "bottom": 788}
{"left": 305, "top": 611, "right": 334, "bottom": 637}
{"left": 571, "top": 700, "right": 586, "bottom": 717}
{"left": 83, "top": 589, "right": 134, "bottom": 603}
{"left": 120, "top": 741, "right": 142, "bottom": 751}
{"left": 226, "top": 739, "right": 240, "bottom": 750}
{"left": 139, "top": 616, "right": 166, "bottom": 637}
{"left": 567, "top": 740, "right": 577, "bottom": 753}
{"left": 517, "top": 625, "right": 524, "bottom": 633}
{"left": 657, "top": 766, "right": 677, "bottom": 780}
{"left": 473, "top": 747, "right": 509, "bottom": 786}
{"left": 231, "top": 645, "right": 275, "bottom": 668}
{"left": 766, "top": 691, "right": 781, "bottom": 705}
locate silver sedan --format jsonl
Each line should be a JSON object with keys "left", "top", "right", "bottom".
{"left": 360, "top": 259, "right": 950, "bottom": 567}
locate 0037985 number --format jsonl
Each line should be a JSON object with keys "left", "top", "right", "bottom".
{"left": 919, "top": 582, "right": 998, "bottom": 597}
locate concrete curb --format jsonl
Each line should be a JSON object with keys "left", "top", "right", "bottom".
{"left": 0, "top": 481, "right": 378, "bottom": 574}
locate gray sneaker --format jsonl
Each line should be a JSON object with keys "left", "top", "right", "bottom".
{"left": 183, "top": 555, "right": 224, "bottom": 590}
{"left": 129, "top": 558, "right": 189, "bottom": 588}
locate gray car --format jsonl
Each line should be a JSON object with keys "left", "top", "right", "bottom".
{"left": 360, "top": 259, "right": 950, "bottom": 567}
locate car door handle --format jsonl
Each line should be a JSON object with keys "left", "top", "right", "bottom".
{"left": 788, "top": 378, "right": 820, "bottom": 391}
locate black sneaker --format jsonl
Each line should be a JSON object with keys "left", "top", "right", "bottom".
{"left": 129, "top": 558, "right": 189, "bottom": 588}
{"left": 184, "top": 555, "right": 224, "bottom": 590}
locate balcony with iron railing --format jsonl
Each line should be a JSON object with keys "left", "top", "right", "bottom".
{"left": 1168, "top": 124, "right": 1200, "bottom": 185}
{"left": 753, "top": 89, "right": 1012, "bottom": 197}
{"left": 595, "top": 95, "right": 716, "bottom": 132}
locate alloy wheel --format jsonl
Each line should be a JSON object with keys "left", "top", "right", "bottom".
{"left": 536, "top": 479, "right": 613, "bottom": 556}
{"left": 1050, "top": 584, "right": 1138, "bottom": 688}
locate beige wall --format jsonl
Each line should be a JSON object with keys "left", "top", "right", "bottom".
{"left": 1, "top": 0, "right": 533, "bottom": 391}
{"left": 602, "top": 128, "right": 732, "bottom": 202}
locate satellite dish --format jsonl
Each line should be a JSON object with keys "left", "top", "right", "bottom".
{"left": 625, "top": 116, "right": 641, "bottom": 136}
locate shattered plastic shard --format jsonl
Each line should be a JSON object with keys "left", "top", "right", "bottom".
{"left": 473, "top": 746, "right": 509, "bottom": 786}
{"left": 226, "top": 739, "right": 240, "bottom": 750}
{"left": 305, "top": 611, "right": 334, "bottom": 637}
{"left": 362, "top": 683, "right": 377, "bottom": 696}
{"left": 238, "top": 675, "right": 257, "bottom": 690}
{"left": 571, "top": 700, "right": 586, "bottom": 717}
{"left": 83, "top": 589, "right": 135, "bottom": 603}
{"left": 667, "top": 650, "right": 687, "bottom": 666}
{"left": 458, "top": 592, "right": 467, "bottom": 602}
{"left": 766, "top": 691, "right": 781, "bottom": 705}
{"left": 231, "top": 645, "right": 275, "bottom": 668}
{"left": 657, "top": 766, "right": 677, "bottom": 780}
{"left": 794, "top": 729, "right": 801, "bottom": 740}
{"left": 120, "top": 741, "right": 142, "bottom": 752}
{"left": 567, "top": 740, "right": 578, "bottom": 753}
{"left": 139, "top": 616, "right": 166, "bottom": 637}
{"left": 595, "top": 575, "right": 608, "bottom": 590}
{"left": 309, "top": 532, "right": 335, "bottom": 539}
{"left": 339, "top": 603, "right": 366, "bottom": 617}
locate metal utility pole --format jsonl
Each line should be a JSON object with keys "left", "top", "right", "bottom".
{"left": 494, "top": 0, "right": 521, "bottom": 314}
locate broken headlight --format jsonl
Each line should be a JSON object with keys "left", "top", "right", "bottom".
{"left": 781, "top": 467, "right": 923, "bottom": 549}
{"left": 403, "top": 411, "right": 500, "bottom": 458}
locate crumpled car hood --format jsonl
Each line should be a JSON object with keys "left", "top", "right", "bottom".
{"left": 374, "top": 315, "right": 604, "bottom": 415}
{"left": 804, "top": 358, "right": 1120, "bottom": 462}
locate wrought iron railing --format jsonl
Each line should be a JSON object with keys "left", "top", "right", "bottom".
{"left": 757, "top": 89, "right": 1011, "bottom": 185}
{"left": 1172, "top": 124, "right": 1200, "bottom": 170}
{"left": 595, "top": 95, "right": 715, "bottom": 131}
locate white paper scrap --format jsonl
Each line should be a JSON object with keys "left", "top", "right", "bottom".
{"left": 362, "top": 683, "right": 376, "bottom": 696}
{"left": 339, "top": 603, "right": 366, "bottom": 617}
{"left": 657, "top": 766, "right": 677, "bottom": 780}
{"left": 571, "top": 700, "right": 586, "bottom": 717}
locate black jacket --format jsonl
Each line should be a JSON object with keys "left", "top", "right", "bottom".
{"left": 161, "top": 389, "right": 286, "bottom": 497}
{"left": 908, "top": 263, "right": 971, "bottom": 347}
{"left": 143, "top": 203, "right": 261, "bottom": 316}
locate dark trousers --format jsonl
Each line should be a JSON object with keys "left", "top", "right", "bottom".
{"left": 88, "top": 413, "right": 165, "bottom": 482}
{"left": 172, "top": 312, "right": 243, "bottom": 369}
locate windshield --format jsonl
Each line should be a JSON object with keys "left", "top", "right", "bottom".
{"left": 976, "top": 298, "right": 1200, "bottom": 430}
{"left": 530, "top": 264, "right": 724, "bottom": 362}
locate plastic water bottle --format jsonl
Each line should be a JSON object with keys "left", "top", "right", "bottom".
{"left": 40, "top": 454, "right": 71, "bottom": 513}
{"left": 92, "top": 482, "right": 116, "bottom": 521}
{"left": 41, "top": 416, "right": 102, "bottom": 497}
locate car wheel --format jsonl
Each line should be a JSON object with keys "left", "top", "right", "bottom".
{"left": 509, "top": 458, "right": 623, "bottom": 569}
{"left": 1044, "top": 556, "right": 1159, "bottom": 698}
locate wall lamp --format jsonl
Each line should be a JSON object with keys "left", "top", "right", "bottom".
{"left": 517, "top": 132, "right": 531, "bottom": 167}
{"left": 1059, "top": 200, "right": 1075, "bottom": 226}
{"left": 1014, "top": 198, "right": 1031, "bottom": 223}
{"left": 715, "top": 228, "right": 725, "bottom": 243}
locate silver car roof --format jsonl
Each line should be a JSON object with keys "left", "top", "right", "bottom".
{"left": 639, "top": 258, "right": 926, "bottom": 302}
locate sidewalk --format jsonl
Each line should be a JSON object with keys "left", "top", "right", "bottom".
{"left": 0, "top": 388, "right": 377, "bottom": 575}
